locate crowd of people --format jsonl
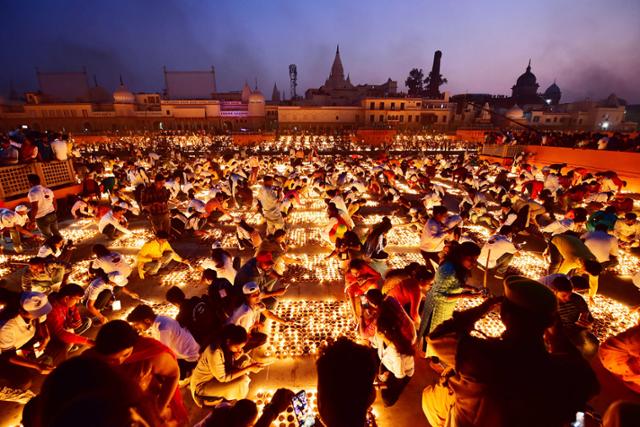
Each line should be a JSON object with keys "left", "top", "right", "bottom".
{"left": 0, "top": 130, "right": 70, "bottom": 165}
{"left": 485, "top": 129, "right": 640, "bottom": 151}
{"left": 0, "top": 128, "right": 640, "bottom": 426}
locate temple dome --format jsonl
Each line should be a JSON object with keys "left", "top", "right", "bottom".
{"left": 113, "top": 83, "right": 135, "bottom": 104}
{"left": 249, "top": 90, "right": 264, "bottom": 102}
{"left": 544, "top": 82, "right": 560, "bottom": 97}
{"left": 516, "top": 66, "right": 537, "bottom": 87}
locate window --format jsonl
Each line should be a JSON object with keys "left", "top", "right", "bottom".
{"left": 415, "top": 115, "right": 420, "bottom": 122}
{"left": 533, "top": 116, "right": 540, "bottom": 123}
{"left": 370, "top": 102, "right": 375, "bottom": 110}
{"left": 416, "top": 102, "right": 421, "bottom": 107}
{"left": 553, "top": 117, "right": 558, "bottom": 123}
{"left": 578, "top": 118, "right": 583, "bottom": 124}
{"left": 399, "top": 115, "right": 404, "bottom": 122}
{"left": 379, "top": 115, "right": 384, "bottom": 122}
{"left": 391, "top": 102, "right": 395, "bottom": 110}
{"left": 336, "top": 116, "right": 339, "bottom": 121}
{"left": 442, "top": 115, "right": 447, "bottom": 122}
{"left": 379, "top": 102, "right": 384, "bottom": 109}
{"left": 400, "top": 103, "right": 405, "bottom": 110}
{"left": 545, "top": 118, "right": 551, "bottom": 123}
{"left": 370, "top": 115, "right": 374, "bottom": 123}
{"left": 166, "top": 110, "right": 170, "bottom": 115}
{"left": 408, "top": 115, "right": 412, "bottom": 123}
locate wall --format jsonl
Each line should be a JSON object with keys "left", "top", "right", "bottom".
{"left": 524, "top": 145, "right": 640, "bottom": 192}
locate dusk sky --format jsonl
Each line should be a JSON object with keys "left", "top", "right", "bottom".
{"left": 2, "top": 0, "right": 639, "bottom": 102}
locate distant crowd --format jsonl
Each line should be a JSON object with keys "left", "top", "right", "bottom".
{"left": 486, "top": 130, "right": 640, "bottom": 151}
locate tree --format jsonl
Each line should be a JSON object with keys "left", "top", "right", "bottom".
{"left": 405, "top": 68, "right": 425, "bottom": 96}
{"left": 425, "top": 72, "right": 448, "bottom": 98}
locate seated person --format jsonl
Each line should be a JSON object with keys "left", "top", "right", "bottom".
{"left": 614, "top": 212, "right": 640, "bottom": 249}
{"left": 136, "top": 231, "right": 191, "bottom": 279}
{"left": 85, "top": 269, "right": 139, "bottom": 325}
{"left": 201, "top": 247, "right": 237, "bottom": 284}
{"left": 166, "top": 286, "right": 218, "bottom": 347}
{"left": 548, "top": 275, "right": 599, "bottom": 358}
{"left": 190, "top": 324, "right": 263, "bottom": 406}
{"left": 227, "top": 282, "right": 291, "bottom": 352}
{"left": 0, "top": 204, "right": 39, "bottom": 253}
{"left": 0, "top": 291, "right": 53, "bottom": 389}
{"left": 90, "top": 244, "right": 133, "bottom": 285}
{"left": 127, "top": 304, "right": 201, "bottom": 379}
{"left": 46, "top": 283, "right": 94, "bottom": 355}
{"left": 22, "top": 257, "right": 66, "bottom": 294}
{"left": 98, "top": 206, "right": 131, "bottom": 240}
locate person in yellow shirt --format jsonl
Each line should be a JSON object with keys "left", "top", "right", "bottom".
{"left": 136, "top": 231, "right": 190, "bottom": 279}
{"left": 546, "top": 233, "right": 603, "bottom": 303}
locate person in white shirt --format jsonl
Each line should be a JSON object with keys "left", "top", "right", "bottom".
{"left": 201, "top": 247, "right": 237, "bottom": 284}
{"left": 70, "top": 197, "right": 95, "bottom": 219}
{"left": 614, "top": 212, "right": 640, "bottom": 249}
{"left": 541, "top": 167, "right": 561, "bottom": 195}
{"left": 85, "top": 270, "right": 139, "bottom": 325}
{"left": 581, "top": 224, "right": 619, "bottom": 269}
{"left": 165, "top": 175, "right": 182, "bottom": 200}
{"left": 256, "top": 176, "right": 284, "bottom": 235}
{"left": 0, "top": 292, "right": 53, "bottom": 388}
{"left": 98, "top": 206, "right": 131, "bottom": 239}
{"left": 127, "top": 304, "right": 201, "bottom": 379}
{"left": 91, "top": 244, "right": 133, "bottom": 284}
{"left": 0, "top": 205, "right": 38, "bottom": 253}
{"left": 478, "top": 226, "right": 518, "bottom": 279}
{"left": 420, "top": 206, "right": 452, "bottom": 268}
{"left": 50, "top": 137, "right": 68, "bottom": 161}
{"left": 227, "top": 282, "right": 291, "bottom": 351}
{"left": 27, "top": 174, "right": 60, "bottom": 239}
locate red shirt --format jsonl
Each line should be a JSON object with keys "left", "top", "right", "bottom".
{"left": 46, "top": 300, "right": 91, "bottom": 346}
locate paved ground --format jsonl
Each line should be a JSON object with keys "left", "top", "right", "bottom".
{"left": 1, "top": 166, "right": 640, "bottom": 426}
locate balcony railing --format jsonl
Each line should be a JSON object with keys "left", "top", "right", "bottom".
{"left": 0, "top": 160, "right": 76, "bottom": 199}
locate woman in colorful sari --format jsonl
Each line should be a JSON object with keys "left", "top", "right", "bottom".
{"left": 417, "top": 241, "right": 482, "bottom": 356}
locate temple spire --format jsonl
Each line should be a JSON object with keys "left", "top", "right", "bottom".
{"left": 119, "top": 75, "right": 124, "bottom": 86}
{"left": 271, "top": 82, "right": 280, "bottom": 102}
{"left": 329, "top": 44, "right": 345, "bottom": 81}
{"left": 527, "top": 58, "right": 531, "bottom": 72}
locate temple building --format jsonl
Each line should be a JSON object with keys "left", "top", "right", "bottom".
{"left": 304, "top": 46, "right": 398, "bottom": 106}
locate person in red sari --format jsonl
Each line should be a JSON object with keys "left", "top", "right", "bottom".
{"left": 85, "top": 320, "right": 188, "bottom": 426}
{"left": 345, "top": 259, "right": 382, "bottom": 318}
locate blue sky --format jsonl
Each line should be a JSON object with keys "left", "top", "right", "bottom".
{"left": 2, "top": 0, "right": 639, "bottom": 102}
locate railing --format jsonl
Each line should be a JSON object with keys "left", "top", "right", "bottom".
{"left": 0, "top": 160, "right": 76, "bottom": 199}
{"left": 481, "top": 144, "right": 524, "bottom": 158}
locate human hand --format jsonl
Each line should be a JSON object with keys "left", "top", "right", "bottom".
{"left": 39, "top": 365, "right": 53, "bottom": 375}
{"left": 268, "top": 388, "right": 295, "bottom": 413}
{"left": 248, "top": 363, "right": 264, "bottom": 373}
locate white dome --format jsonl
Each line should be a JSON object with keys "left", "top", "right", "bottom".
{"left": 505, "top": 104, "right": 524, "bottom": 120}
{"left": 248, "top": 91, "right": 265, "bottom": 102}
{"left": 113, "top": 84, "right": 135, "bottom": 104}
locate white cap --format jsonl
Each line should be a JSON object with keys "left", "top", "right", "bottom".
{"left": 15, "top": 205, "right": 29, "bottom": 213}
{"left": 21, "top": 292, "right": 52, "bottom": 318}
{"left": 242, "top": 282, "right": 260, "bottom": 295}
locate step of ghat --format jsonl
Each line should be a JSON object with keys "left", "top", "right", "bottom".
{"left": 285, "top": 255, "right": 343, "bottom": 283}
{"left": 455, "top": 295, "right": 639, "bottom": 342}
{"left": 60, "top": 218, "right": 99, "bottom": 244}
{"left": 614, "top": 250, "right": 640, "bottom": 278}
{"left": 265, "top": 300, "right": 356, "bottom": 358}
{"left": 0, "top": 254, "right": 31, "bottom": 277}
